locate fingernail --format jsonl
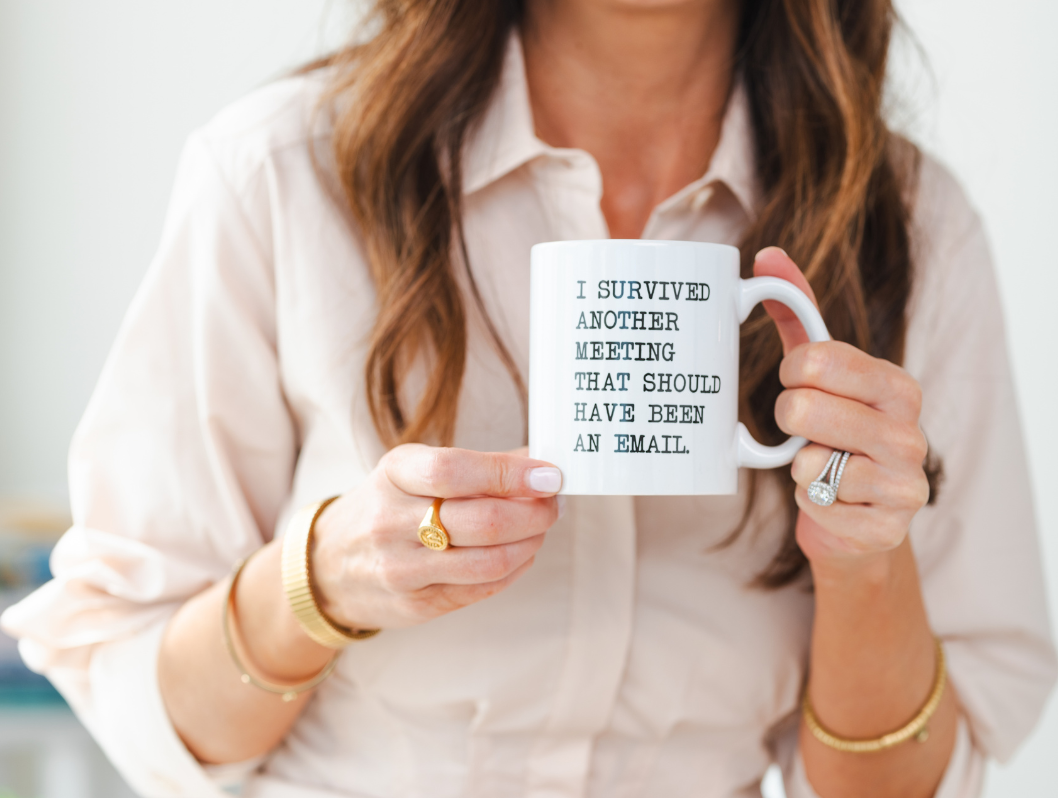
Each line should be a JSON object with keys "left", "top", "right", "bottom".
{"left": 756, "top": 246, "right": 788, "bottom": 259}
{"left": 557, "top": 495, "right": 567, "bottom": 519}
{"left": 529, "top": 467, "right": 562, "bottom": 494}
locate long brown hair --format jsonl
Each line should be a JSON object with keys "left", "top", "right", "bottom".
{"left": 319, "top": 0, "right": 928, "bottom": 586}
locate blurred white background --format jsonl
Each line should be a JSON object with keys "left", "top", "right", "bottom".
{"left": 0, "top": 0, "right": 1055, "bottom": 795}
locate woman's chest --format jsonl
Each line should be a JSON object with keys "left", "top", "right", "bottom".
{"left": 270, "top": 164, "right": 750, "bottom": 474}
{"left": 269, "top": 163, "right": 812, "bottom": 729}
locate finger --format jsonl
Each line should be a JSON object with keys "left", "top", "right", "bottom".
{"left": 402, "top": 536, "right": 545, "bottom": 589}
{"left": 438, "top": 496, "right": 559, "bottom": 547}
{"left": 776, "top": 388, "right": 928, "bottom": 466}
{"left": 779, "top": 341, "right": 922, "bottom": 424}
{"left": 410, "top": 556, "right": 537, "bottom": 616}
{"left": 791, "top": 444, "right": 929, "bottom": 509}
{"left": 793, "top": 488, "right": 909, "bottom": 555}
{"left": 384, "top": 444, "right": 563, "bottom": 499}
{"left": 753, "top": 247, "right": 820, "bottom": 355}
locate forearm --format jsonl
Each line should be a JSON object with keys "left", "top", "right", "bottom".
{"left": 158, "top": 539, "right": 333, "bottom": 764}
{"left": 158, "top": 447, "right": 557, "bottom": 764}
{"left": 801, "top": 537, "right": 958, "bottom": 798}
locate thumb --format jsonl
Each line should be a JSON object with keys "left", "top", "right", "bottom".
{"left": 752, "top": 247, "right": 820, "bottom": 356}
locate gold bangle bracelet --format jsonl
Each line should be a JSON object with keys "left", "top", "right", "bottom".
{"left": 223, "top": 554, "right": 339, "bottom": 702}
{"left": 802, "top": 637, "right": 947, "bottom": 754}
{"left": 280, "top": 497, "right": 380, "bottom": 649}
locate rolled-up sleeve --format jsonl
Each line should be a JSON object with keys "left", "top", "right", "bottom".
{"left": 908, "top": 163, "right": 1057, "bottom": 765}
{"left": 1, "top": 129, "right": 296, "bottom": 796}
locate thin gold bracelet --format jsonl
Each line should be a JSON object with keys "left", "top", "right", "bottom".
{"left": 281, "top": 497, "right": 380, "bottom": 649}
{"left": 223, "top": 554, "right": 339, "bottom": 702}
{"left": 802, "top": 637, "right": 947, "bottom": 754}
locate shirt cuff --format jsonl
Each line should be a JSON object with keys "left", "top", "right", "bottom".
{"left": 781, "top": 715, "right": 984, "bottom": 798}
{"left": 58, "top": 614, "right": 261, "bottom": 797}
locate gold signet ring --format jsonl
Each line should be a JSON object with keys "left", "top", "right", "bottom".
{"left": 418, "top": 498, "right": 450, "bottom": 551}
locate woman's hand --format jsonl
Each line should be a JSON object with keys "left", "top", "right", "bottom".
{"left": 311, "top": 445, "right": 562, "bottom": 631}
{"left": 755, "top": 248, "right": 930, "bottom": 568}
{"left": 160, "top": 445, "right": 561, "bottom": 765}
{"left": 757, "top": 247, "right": 957, "bottom": 798}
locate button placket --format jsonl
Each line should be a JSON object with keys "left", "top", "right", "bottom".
{"left": 524, "top": 496, "right": 637, "bottom": 798}
{"left": 691, "top": 186, "right": 714, "bottom": 211}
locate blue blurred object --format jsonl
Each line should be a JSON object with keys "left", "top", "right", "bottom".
{"left": 0, "top": 503, "right": 69, "bottom": 706}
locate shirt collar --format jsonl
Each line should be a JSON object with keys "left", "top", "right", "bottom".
{"left": 462, "top": 33, "right": 761, "bottom": 219}
{"left": 462, "top": 35, "right": 547, "bottom": 196}
{"left": 669, "top": 80, "right": 762, "bottom": 219}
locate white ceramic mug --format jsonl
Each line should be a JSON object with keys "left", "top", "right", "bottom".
{"left": 528, "top": 240, "right": 830, "bottom": 495}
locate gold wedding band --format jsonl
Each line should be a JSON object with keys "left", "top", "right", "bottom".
{"left": 418, "top": 498, "right": 450, "bottom": 551}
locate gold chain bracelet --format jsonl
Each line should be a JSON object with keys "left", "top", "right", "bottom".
{"left": 223, "top": 554, "right": 339, "bottom": 702}
{"left": 802, "top": 637, "right": 947, "bottom": 754}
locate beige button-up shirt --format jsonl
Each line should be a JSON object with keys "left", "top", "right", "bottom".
{"left": 3, "top": 37, "right": 1054, "bottom": 798}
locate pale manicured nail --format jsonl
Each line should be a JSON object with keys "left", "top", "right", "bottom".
{"left": 528, "top": 467, "right": 562, "bottom": 494}
{"left": 557, "top": 495, "right": 567, "bottom": 519}
{"left": 757, "top": 246, "right": 788, "bottom": 259}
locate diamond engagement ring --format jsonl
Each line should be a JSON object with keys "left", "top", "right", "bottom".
{"left": 807, "top": 450, "right": 851, "bottom": 507}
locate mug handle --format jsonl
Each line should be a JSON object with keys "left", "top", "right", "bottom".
{"left": 736, "top": 276, "right": 831, "bottom": 469}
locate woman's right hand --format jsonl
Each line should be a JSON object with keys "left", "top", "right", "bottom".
{"left": 311, "top": 444, "right": 563, "bottom": 631}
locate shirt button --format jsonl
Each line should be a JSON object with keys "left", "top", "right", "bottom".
{"left": 691, "top": 186, "right": 714, "bottom": 211}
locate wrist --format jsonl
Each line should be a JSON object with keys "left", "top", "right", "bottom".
{"left": 285, "top": 497, "right": 380, "bottom": 644}
{"left": 307, "top": 499, "right": 348, "bottom": 625}
{"left": 308, "top": 498, "right": 381, "bottom": 635}
{"left": 803, "top": 537, "right": 940, "bottom": 745}
{"left": 235, "top": 540, "right": 334, "bottom": 681}
{"left": 809, "top": 546, "right": 899, "bottom": 594}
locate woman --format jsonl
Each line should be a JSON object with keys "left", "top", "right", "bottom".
{"left": 4, "top": 0, "right": 1054, "bottom": 796}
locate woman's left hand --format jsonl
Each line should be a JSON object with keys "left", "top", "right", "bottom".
{"left": 754, "top": 247, "right": 931, "bottom": 567}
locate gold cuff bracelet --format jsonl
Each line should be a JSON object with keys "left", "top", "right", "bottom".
{"left": 802, "top": 637, "right": 947, "bottom": 753}
{"left": 280, "top": 497, "right": 380, "bottom": 649}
